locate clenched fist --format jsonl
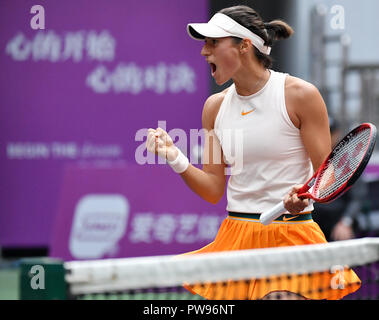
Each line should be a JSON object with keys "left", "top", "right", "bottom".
{"left": 146, "top": 127, "right": 178, "bottom": 161}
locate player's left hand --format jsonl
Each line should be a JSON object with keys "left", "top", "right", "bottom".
{"left": 283, "top": 185, "right": 309, "bottom": 214}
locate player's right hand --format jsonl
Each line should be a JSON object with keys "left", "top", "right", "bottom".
{"left": 146, "top": 127, "right": 178, "bottom": 161}
{"left": 283, "top": 185, "right": 309, "bottom": 214}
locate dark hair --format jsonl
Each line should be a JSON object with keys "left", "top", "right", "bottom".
{"left": 219, "top": 5, "right": 294, "bottom": 68}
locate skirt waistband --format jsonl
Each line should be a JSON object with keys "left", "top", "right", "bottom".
{"left": 228, "top": 211, "right": 313, "bottom": 223}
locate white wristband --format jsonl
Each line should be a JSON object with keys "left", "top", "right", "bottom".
{"left": 167, "top": 147, "right": 189, "bottom": 174}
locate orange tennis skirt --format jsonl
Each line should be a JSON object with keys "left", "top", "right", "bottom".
{"left": 181, "top": 212, "right": 361, "bottom": 300}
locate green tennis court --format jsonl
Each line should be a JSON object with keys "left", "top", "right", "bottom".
{"left": 0, "top": 266, "right": 19, "bottom": 300}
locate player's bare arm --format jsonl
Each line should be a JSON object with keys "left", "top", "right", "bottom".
{"left": 179, "top": 90, "right": 228, "bottom": 204}
{"left": 283, "top": 76, "right": 331, "bottom": 213}
{"left": 146, "top": 90, "right": 228, "bottom": 204}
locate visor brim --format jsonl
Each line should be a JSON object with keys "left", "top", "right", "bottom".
{"left": 187, "top": 23, "right": 233, "bottom": 40}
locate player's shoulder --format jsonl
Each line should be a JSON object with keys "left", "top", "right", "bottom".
{"left": 202, "top": 87, "right": 230, "bottom": 130}
{"left": 204, "top": 87, "right": 229, "bottom": 109}
{"left": 285, "top": 75, "right": 327, "bottom": 122}
{"left": 285, "top": 75, "right": 321, "bottom": 101}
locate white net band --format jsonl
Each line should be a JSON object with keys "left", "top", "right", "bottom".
{"left": 65, "top": 237, "right": 379, "bottom": 295}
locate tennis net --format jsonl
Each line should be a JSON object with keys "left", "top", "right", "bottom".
{"left": 62, "top": 237, "right": 379, "bottom": 300}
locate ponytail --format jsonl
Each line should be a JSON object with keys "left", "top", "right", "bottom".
{"left": 264, "top": 20, "right": 294, "bottom": 45}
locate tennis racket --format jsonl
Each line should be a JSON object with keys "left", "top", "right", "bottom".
{"left": 260, "top": 122, "right": 377, "bottom": 226}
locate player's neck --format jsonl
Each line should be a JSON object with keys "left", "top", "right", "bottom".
{"left": 233, "top": 63, "right": 270, "bottom": 96}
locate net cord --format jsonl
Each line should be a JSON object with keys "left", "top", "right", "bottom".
{"left": 65, "top": 237, "right": 379, "bottom": 295}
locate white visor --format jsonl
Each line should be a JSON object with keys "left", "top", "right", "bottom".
{"left": 187, "top": 13, "right": 271, "bottom": 55}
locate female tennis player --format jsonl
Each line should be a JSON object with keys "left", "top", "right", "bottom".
{"left": 146, "top": 5, "right": 360, "bottom": 300}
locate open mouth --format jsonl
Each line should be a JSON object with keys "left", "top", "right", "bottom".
{"left": 209, "top": 63, "right": 217, "bottom": 76}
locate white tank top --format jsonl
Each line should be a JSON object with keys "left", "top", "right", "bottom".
{"left": 214, "top": 70, "right": 314, "bottom": 214}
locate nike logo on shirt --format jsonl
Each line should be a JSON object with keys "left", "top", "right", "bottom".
{"left": 241, "top": 108, "right": 256, "bottom": 116}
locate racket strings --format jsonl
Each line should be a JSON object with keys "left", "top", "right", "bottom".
{"left": 315, "top": 128, "right": 371, "bottom": 199}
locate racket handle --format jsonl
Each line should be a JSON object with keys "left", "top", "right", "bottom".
{"left": 260, "top": 202, "right": 286, "bottom": 226}
{"left": 260, "top": 199, "right": 315, "bottom": 225}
